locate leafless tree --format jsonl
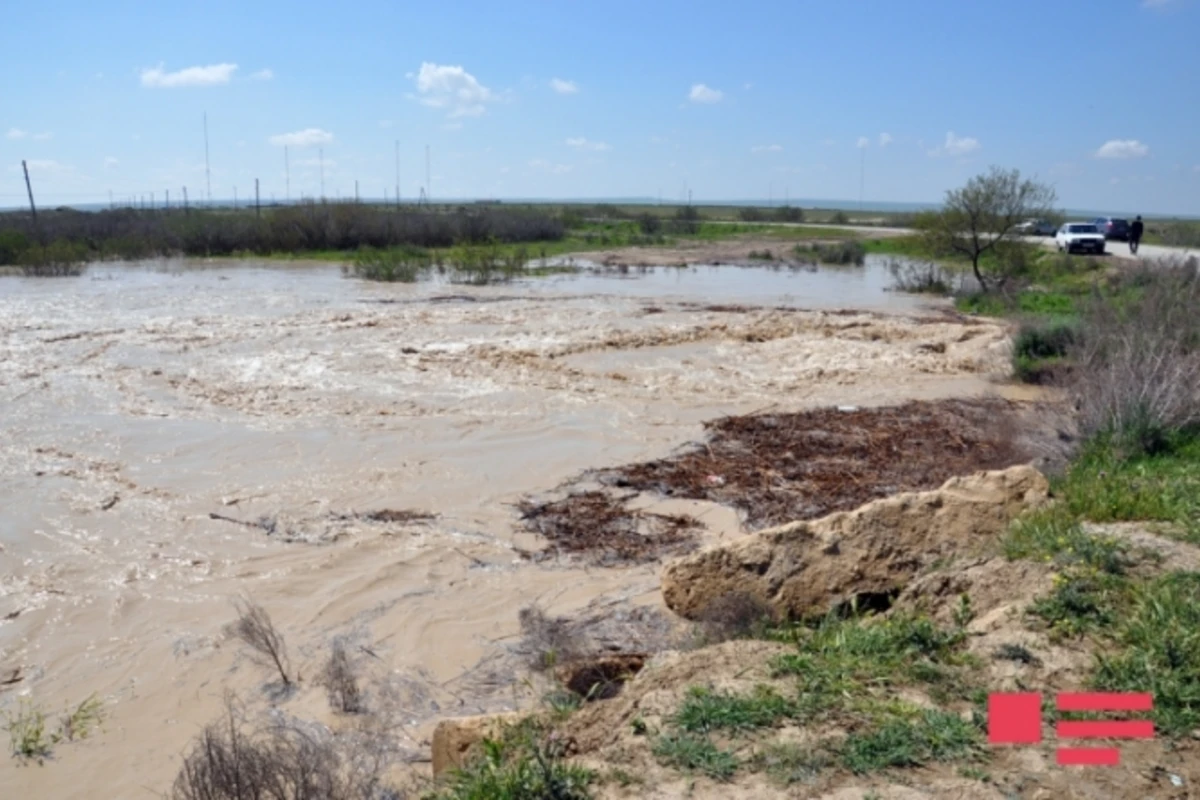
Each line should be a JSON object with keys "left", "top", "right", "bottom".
{"left": 230, "top": 597, "right": 293, "bottom": 687}
{"left": 919, "top": 166, "right": 1057, "bottom": 292}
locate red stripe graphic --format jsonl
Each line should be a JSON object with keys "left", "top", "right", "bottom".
{"left": 1057, "top": 720, "right": 1154, "bottom": 739}
{"left": 1057, "top": 692, "right": 1152, "bottom": 711}
{"left": 1057, "top": 747, "right": 1121, "bottom": 766}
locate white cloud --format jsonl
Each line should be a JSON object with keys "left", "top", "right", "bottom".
{"left": 931, "top": 131, "right": 981, "bottom": 157}
{"left": 751, "top": 144, "right": 783, "bottom": 154}
{"left": 878, "top": 132, "right": 893, "bottom": 147}
{"left": 103, "top": 156, "right": 118, "bottom": 170}
{"left": 566, "top": 137, "right": 610, "bottom": 151}
{"left": 8, "top": 128, "right": 52, "bottom": 141}
{"left": 529, "top": 159, "right": 572, "bottom": 174}
{"left": 550, "top": 78, "right": 578, "bottom": 95}
{"left": 856, "top": 136, "right": 870, "bottom": 149}
{"left": 688, "top": 83, "right": 723, "bottom": 104}
{"left": 250, "top": 68, "right": 274, "bottom": 81}
{"left": 414, "top": 62, "right": 495, "bottom": 118}
{"left": 140, "top": 62, "right": 238, "bottom": 88}
{"left": 268, "top": 128, "right": 334, "bottom": 147}
{"left": 1094, "top": 139, "right": 1149, "bottom": 159}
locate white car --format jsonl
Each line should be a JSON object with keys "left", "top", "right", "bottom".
{"left": 1056, "top": 223, "right": 1106, "bottom": 255}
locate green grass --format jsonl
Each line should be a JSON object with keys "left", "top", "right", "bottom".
{"left": 840, "top": 709, "right": 985, "bottom": 774}
{"left": 768, "top": 612, "right": 973, "bottom": 715}
{"left": 672, "top": 686, "right": 797, "bottom": 734}
{"left": 4, "top": 694, "right": 104, "bottom": 763}
{"left": 1000, "top": 425, "right": 1200, "bottom": 740}
{"left": 651, "top": 732, "right": 739, "bottom": 781}
{"left": 1056, "top": 436, "right": 1200, "bottom": 540}
{"left": 429, "top": 721, "right": 594, "bottom": 800}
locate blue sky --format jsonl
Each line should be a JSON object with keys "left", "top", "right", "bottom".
{"left": 3, "top": 0, "right": 1198, "bottom": 214}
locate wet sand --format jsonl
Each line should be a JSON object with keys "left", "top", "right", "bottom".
{"left": 0, "top": 258, "right": 1014, "bottom": 797}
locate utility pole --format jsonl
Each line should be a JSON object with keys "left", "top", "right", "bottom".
{"left": 21, "top": 160, "right": 37, "bottom": 224}
{"left": 255, "top": 178, "right": 260, "bottom": 218}
{"left": 859, "top": 147, "right": 865, "bottom": 212}
{"left": 203, "top": 111, "right": 212, "bottom": 206}
{"left": 166, "top": 189, "right": 170, "bottom": 209}
{"left": 233, "top": 186, "right": 238, "bottom": 209}
{"left": 183, "top": 186, "right": 189, "bottom": 214}
{"left": 354, "top": 179, "right": 359, "bottom": 204}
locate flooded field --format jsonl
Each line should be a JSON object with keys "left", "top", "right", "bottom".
{"left": 0, "top": 258, "right": 1014, "bottom": 797}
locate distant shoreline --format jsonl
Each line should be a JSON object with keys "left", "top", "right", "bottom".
{"left": 3, "top": 197, "right": 1196, "bottom": 221}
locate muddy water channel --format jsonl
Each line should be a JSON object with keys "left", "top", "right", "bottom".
{"left": 0, "top": 258, "right": 1010, "bottom": 797}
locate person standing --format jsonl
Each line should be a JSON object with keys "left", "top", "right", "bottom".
{"left": 1130, "top": 215, "right": 1144, "bottom": 255}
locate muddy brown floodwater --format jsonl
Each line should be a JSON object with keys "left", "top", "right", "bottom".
{"left": 0, "top": 258, "right": 1016, "bottom": 797}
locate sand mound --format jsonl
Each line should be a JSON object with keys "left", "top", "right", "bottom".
{"left": 661, "top": 465, "right": 1049, "bottom": 620}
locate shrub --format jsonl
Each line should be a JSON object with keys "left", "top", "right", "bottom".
{"left": 636, "top": 213, "right": 662, "bottom": 235}
{"left": 885, "top": 258, "right": 959, "bottom": 294}
{"left": 1070, "top": 258, "right": 1200, "bottom": 455}
{"left": 794, "top": 240, "right": 867, "bottom": 266}
{"left": 320, "top": 639, "right": 365, "bottom": 714}
{"left": 738, "top": 207, "right": 766, "bottom": 222}
{"left": 229, "top": 597, "right": 293, "bottom": 687}
{"left": 774, "top": 206, "right": 805, "bottom": 223}
{"left": 171, "top": 697, "right": 392, "bottom": 800}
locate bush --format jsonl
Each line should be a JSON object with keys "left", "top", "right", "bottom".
{"left": 320, "top": 640, "right": 365, "bottom": 714}
{"left": 794, "top": 240, "right": 867, "bottom": 266}
{"left": 1070, "top": 258, "right": 1200, "bottom": 455}
{"left": 885, "top": 258, "right": 959, "bottom": 294}
{"left": 636, "top": 213, "right": 662, "bottom": 235}
{"left": 171, "top": 698, "right": 393, "bottom": 800}
{"left": 773, "top": 206, "right": 804, "bottom": 223}
{"left": 829, "top": 211, "right": 850, "bottom": 225}
{"left": 738, "top": 207, "right": 766, "bottom": 222}
{"left": 668, "top": 205, "right": 701, "bottom": 236}
{"left": 0, "top": 204, "right": 566, "bottom": 265}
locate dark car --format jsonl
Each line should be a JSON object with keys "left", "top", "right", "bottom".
{"left": 1093, "top": 217, "right": 1131, "bottom": 241}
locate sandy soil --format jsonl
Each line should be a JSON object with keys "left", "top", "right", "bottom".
{"left": 0, "top": 258, "right": 1020, "bottom": 798}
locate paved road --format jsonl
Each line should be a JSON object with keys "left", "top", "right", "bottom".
{"left": 780, "top": 223, "right": 1197, "bottom": 261}
{"left": 1030, "top": 236, "right": 1195, "bottom": 262}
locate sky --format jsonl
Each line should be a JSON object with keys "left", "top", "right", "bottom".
{"left": 3, "top": 0, "right": 1198, "bottom": 215}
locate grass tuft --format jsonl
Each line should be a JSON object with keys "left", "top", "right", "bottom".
{"left": 651, "top": 732, "right": 738, "bottom": 781}
{"left": 840, "top": 709, "right": 985, "bottom": 774}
